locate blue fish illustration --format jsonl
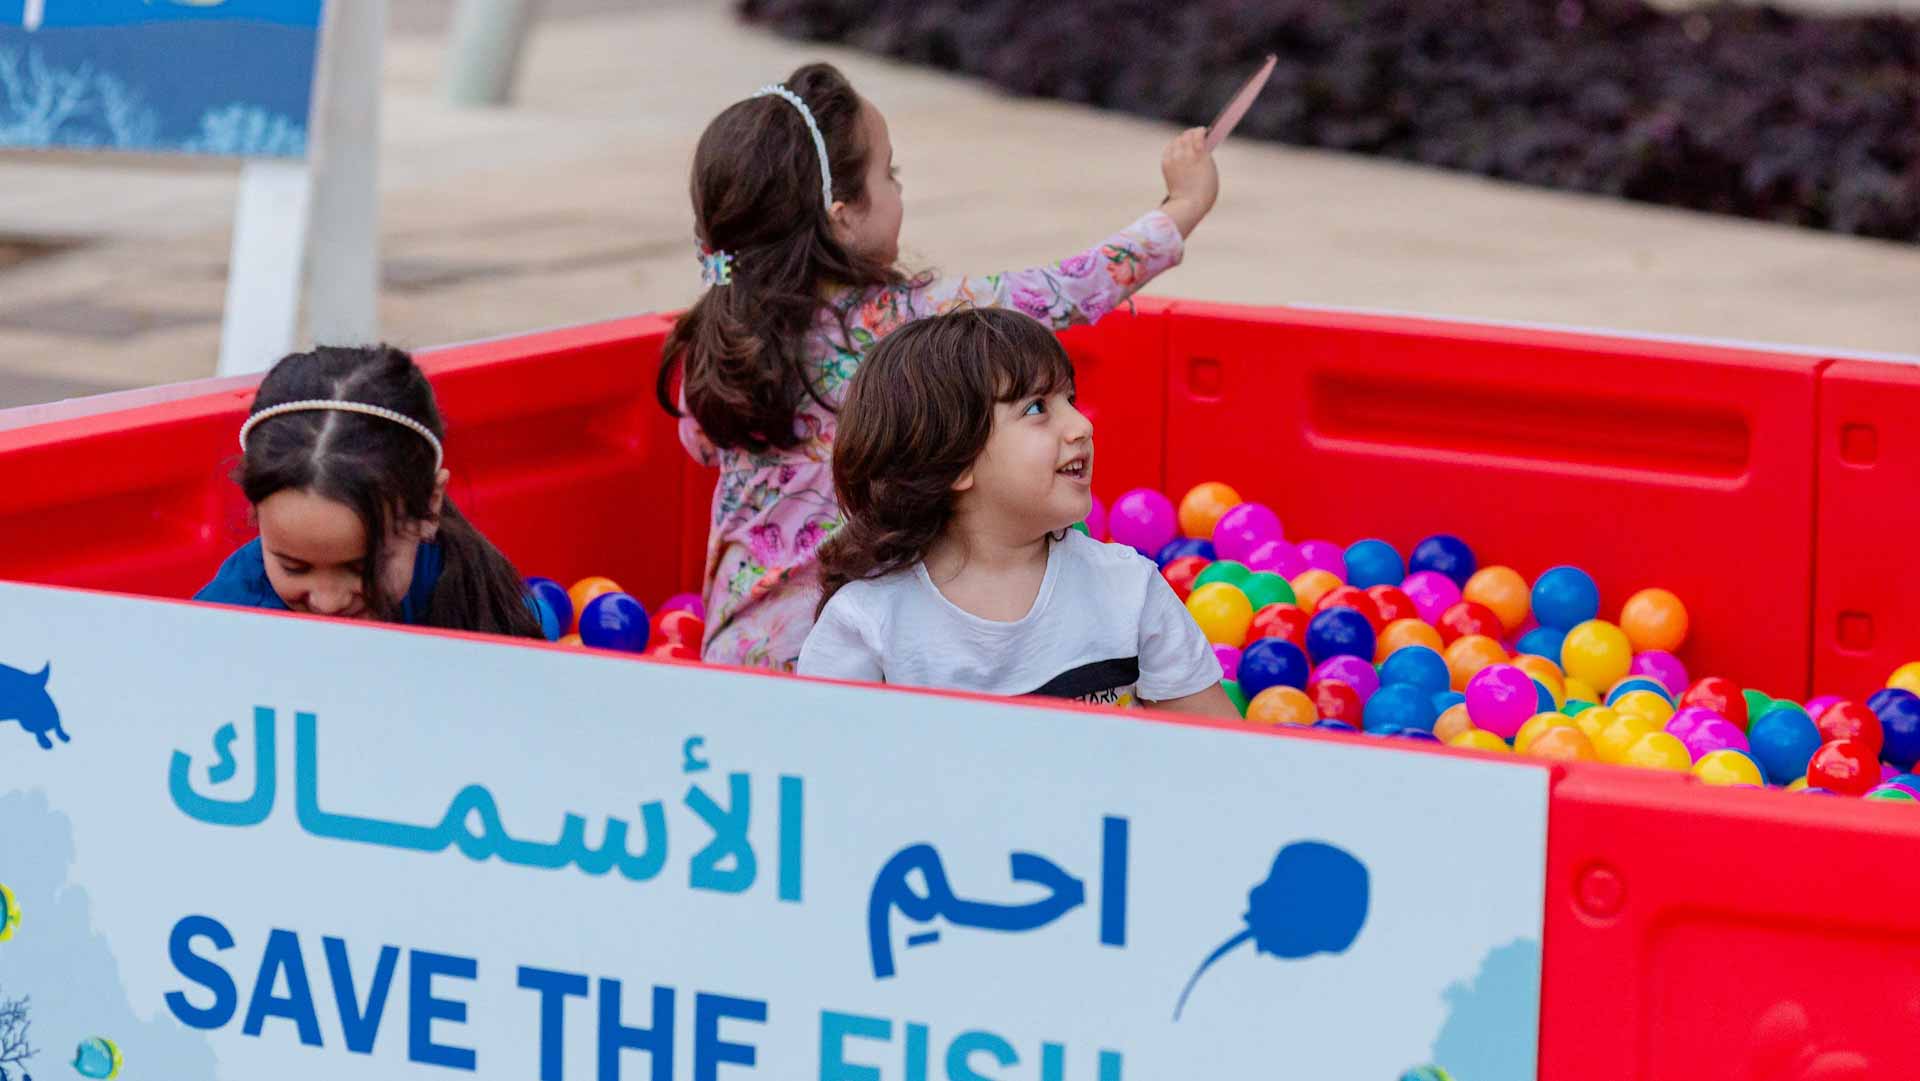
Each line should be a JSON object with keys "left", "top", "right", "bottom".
{"left": 72, "top": 1037, "right": 121, "bottom": 1080}
{"left": 0, "top": 882, "right": 18, "bottom": 942}
{"left": 0, "top": 662, "right": 67, "bottom": 750}
{"left": 1400, "top": 1068, "right": 1456, "bottom": 1081}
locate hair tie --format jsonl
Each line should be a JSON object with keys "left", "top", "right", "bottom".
{"left": 697, "top": 244, "right": 735, "bottom": 288}
{"left": 239, "top": 399, "right": 444, "bottom": 473}
{"left": 752, "top": 83, "right": 835, "bottom": 215}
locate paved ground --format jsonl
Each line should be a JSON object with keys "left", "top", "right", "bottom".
{"left": 0, "top": 1, "right": 1914, "bottom": 410}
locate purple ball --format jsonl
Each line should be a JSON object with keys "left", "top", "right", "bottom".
{"left": 1882, "top": 761, "right": 1898, "bottom": 783}
{"left": 1084, "top": 495, "right": 1109, "bottom": 542}
{"left": 1666, "top": 706, "right": 1723, "bottom": 744}
{"left": 1401, "top": 571, "right": 1463, "bottom": 623}
{"left": 660, "top": 592, "right": 706, "bottom": 619}
{"left": 1630, "top": 651, "right": 1689, "bottom": 699}
{"left": 1212, "top": 502, "right": 1284, "bottom": 563}
{"left": 1682, "top": 717, "right": 1751, "bottom": 762}
{"left": 1297, "top": 540, "right": 1346, "bottom": 578}
{"left": 1465, "top": 664, "right": 1536, "bottom": 740}
{"left": 1213, "top": 644, "right": 1243, "bottom": 681}
{"left": 1805, "top": 694, "right": 1843, "bottom": 721}
{"left": 1313, "top": 655, "right": 1380, "bottom": 701}
{"left": 1109, "top": 488, "right": 1177, "bottom": 556}
{"left": 1245, "top": 539, "right": 1308, "bottom": 578}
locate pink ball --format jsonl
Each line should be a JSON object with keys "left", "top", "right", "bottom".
{"left": 1665, "top": 706, "right": 1722, "bottom": 743}
{"left": 1245, "top": 539, "right": 1308, "bottom": 578}
{"left": 1109, "top": 488, "right": 1177, "bottom": 556}
{"left": 1402, "top": 571, "right": 1463, "bottom": 623}
{"left": 1084, "top": 496, "right": 1109, "bottom": 542}
{"left": 1881, "top": 761, "right": 1898, "bottom": 783}
{"left": 1681, "top": 717, "right": 1750, "bottom": 761}
{"left": 1313, "top": 655, "right": 1379, "bottom": 701}
{"left": 1630, "top": 651, "right": 1689, "bottom": 698}
{"left": 1806, "top": 695, "right": 1843, "bottom": 721}
{"left": 1297, "top": 540, "right": 1346, "bottom": 578}
{"left": 660, "top": 592, "right": 705, "bottom": 619}
{"left": 1465, "top": 664, "right": 1536, "bottom": 739}
{"left": 1212, "top": 502, "right": 1283, "bottom": 563}
{"left": 1213, "top": 644, "right": 1243, "bottom": 681}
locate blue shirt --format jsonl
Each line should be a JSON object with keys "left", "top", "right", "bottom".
{"left": 194, "top": 537, "right": 445, "bottom": 624}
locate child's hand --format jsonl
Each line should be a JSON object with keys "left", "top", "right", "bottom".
{"left": 1160, "top": 127, "right": 1219, "bottom": 239}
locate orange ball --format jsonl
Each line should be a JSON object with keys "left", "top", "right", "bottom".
{"left": 1526, "top": 725, "right": 1599, "bottom": 762}
{"left": 1433, "top": 702, "right": 1475, "bottom": 743}
{"left": 1619, "top": 588, "right": 1688, "bottom": 653}
{"left": 1444, "top": 634, "right": 1510, "bottom": 691}
{"left": 1246, "top": 686, "right": 1318, "bottom": 726}
{"left": 1376, "top": 617, "right": 1445, "bottom": 661}
{"left": 1290, "top": 569, "right": 1343, "bottom": 612}
{"left": 1514, "top": 711, "right": 1578, "bottom": 754}
{"left": 1178, "top": 482, "right": 1243, "bottom": 540}
{"left": 1512, "top": 654, "right": 1566, "bottom": 705}
{"left": 558, "top": 633, "right": 584, "bottom": 647}
{"left": 1449, "top": 728, "right": 1513, "bottom": 754}
{"left": 1463, "top": 565, "right": 1531, "bottom": 634}
{"left": 567, "top": 576, "right": 624, "bottom": 633}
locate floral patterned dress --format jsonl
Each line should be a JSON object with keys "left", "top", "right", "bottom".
{"left": 680, "top": 209, "right": 1186, "bottom": 670}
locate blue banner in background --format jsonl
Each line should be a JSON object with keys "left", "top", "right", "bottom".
{"left": 0, "top": 0, "right": 324, "bottom": 157}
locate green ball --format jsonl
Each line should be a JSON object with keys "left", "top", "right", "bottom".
{"left": 1193, "top": 560, "right": 1252, "bottom": 590}
{"left": 1761, "top": 698, "right": 1805, "bottom": 719}
{"left": 1743, "top": 688, "right": 1773, "bottom": 719}
{"left": 1223, "top": 679, "right": 1248, "bottom": 717}
{"left": 1240, "top": 571, "right": 1296, "bottom": 610}
{"left": 1866, "top": 787, "right": 1917, "bottom": 802}
{"left": 1070, "top": 520, "right": 1090, "bottom": 536}
{"left": 1563, "top": 699, "right": 1598, "bottom": 716}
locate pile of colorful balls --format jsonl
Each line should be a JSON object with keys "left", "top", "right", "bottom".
{"left": 524, "top": 574, "right": 705, "bottom": 662}
{"left": 1082, "top": 481, "right": 1920, "bottom": 800}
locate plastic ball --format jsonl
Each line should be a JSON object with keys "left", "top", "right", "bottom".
{"left": 525, "top": 577, "right": 573, "bottom": 635}
{"left": 1621, "top": 731, "right": 1692, "bottom": 772}
{"left": 1681, "top": 718, "right": 1751, "bottom": 762}
{"left": 1681, "top": 676, "right": 1746, "bottom": 729}
{"left": 1561, "top": 620, "right": 1633, "bottom": 691}
{"left": 1526, "top": 725, "right": 1599, "bottom": 762}
{"left": 1433, "top": 703, "right": 1475, "bottom": 743}
{"left": 1742, "top": 688, "right": 1774, "bottom": 722}
{"left": 648, "top": 641, "right": 700, "bottom": 662}
{"left": 558, "top": 633, "right": 584, "bottom": 647}
{"left": 1296, "top": 539, "right": 1346, "bottom": 578}
{"left": 1366, "top": 585, "right": 1419, "bottom": 625}
{"left": 1222, "top": 679, "right": 1249, "bottom": 716}
{"left": 1312, "top": 655, "right": 1381, "bottom": 701}
{"left": 1178, "top": 482, "right": 1242, "bottom": 540}
{"left": 1249, "top": 603, "right": 1311, "bottom": 650}
{"left": 1212, "top": 502, "right": 1284, "bottom": 564}
{"left": 659, "top": 591, "right": 705, "bottom": 619}
{"left": 1344, "top": 539, "right": 1404, "bottom": 589}
{"left": 1463, "top": 566, "right": 1531, "bottom": 634}
{"left": 1155, "top": 537, "right": 1215, "bottom": 568}
{"left": 1409, "top": 534, "right": 1476, "bottom": 587}
{"left": 1444, "top": 635, "right": 1510, "bottom": 692}
{"left": 1305, "top": 607, "right": 1376, "bottom": 665}
{"left": 1593, "top": 711, "right": 1660, "bottom": 764}
{"left": 1514, "top": 626, "right": 1568, "bottom": 663}
{"left": 1512, "top": 654, "right": 1565, "bottom": 698}
{"left": 1748, "top": 706, "right": 1824, "bottom": 785}
{"left": 1392, "top": 728, "right": 1441, "bottom": 743}
{"left": 1694, "top": 749, "right": 1764, "bottom": 787}
{"left": 1380, "top": 645, "right": 1451, "bottom": 697}
{"left": 1432, "top": 690, "right": 1467, "bottom": 713}
{"left": 1309, "top": 680, "right": 1366, "bottom": 727}
{"left": 1607, "top": 677, "right": 1674, "bottom": 705}
{"left": 1437, "top": 601, "right": 1504, "bottom": 645}
{"left": 1213, "top": 644, "right": 1243, "bottom": 681}
{"left": 1162, "top": 556, "right": 1211, "bottom": 601}
{"left": 1530, "top": 566, "right": 1600, "bottom": 631}
{"left": 1186, "top": 582, "right": 1254, "bottom": 647}
{"left": 1364, "top": 684, "right": 1439, "bottom": 734}
{"left": 1665, "top": 706, "right": 1721, "bottom": 744}
{"left": 1575, "top": 707, "right": 1617, "bottom": 745}
{"left": 1401, "top": 570, "right": 1463, "bottom": 623}
{"left": 1564, "top": 677, "right": 1600, "bottom": 704}
{"left": 1449, "top": 728, "right": 1512, "bottom": 754}
{"left": 654, "top": 608, "right": 705, "bottom": 647}
{"left": 1193, "top": 559, "right": 1252, "bottom": 591}
{"left": 1869, "top": 688, "right": 1920, "bottom": 770}
{"left": 579, "top": 592, "right": 650, "bottom": 652}
{"left": 1807, "top": 740, "right": 1879, "bottom": 797}
{"left": 1514, "top": 712, "right": 1579, "bottom": 755}
{"left": 1805, "top": 695, "right": 1844, "bottom": 723}
{"left": 1619, "top": 588, "right": 1688, "bottom": 653}
{"left": 1246, "top": 686, "right": 1317, "bottom": 726}
{"left": 1316, "top": 585, "right": 1384, "bottom": 630}
{"left": 1312, "top": 718, "right": 1359, "bottom": 733}
{"left": 1245, "top": 540, "right": 1307, "bottom": 578}
{"left": 1614, "top": 690, "right": 1676, "bottom": 728}
{"left": 1465, "top": 664, "right": 1538, "bottom": 740}
{"left": 568, "top": 576, "right": 624, "bottom": 633}
{"left": 1238, "top": 639, "right": 1313, "bottom": 699}
{"left": 1629, "top": 651, "right": 1689, "bottom": 700}
{"left": 1290, "top": 569, "right": 1343, "bottom": 612}
{"left": 1816, "top": 701, "right": 1885, "bottom": 760}
{"left": 1109, "top": 488, "right": 1178, "bottom": 556}
{"left": 1376, "top": 617, "right": 1445, "bottom": 661}
{"left": 1083, "top": 495, "right": 1108, "bottom": 542}
{"left": 1888, "top": 662, "right": 1920, "bottom": 697}
{"left": 1866, "top": 786, "right": 1918, "bottom": 803}
{"left": 1239, "top": 571, "right": 1296, "bottom": 611}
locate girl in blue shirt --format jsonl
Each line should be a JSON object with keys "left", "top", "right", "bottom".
{"left": 196, "top": 344, "right": 543, "bottom": 639}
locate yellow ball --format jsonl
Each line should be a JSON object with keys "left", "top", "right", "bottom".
{"left": 1573, "top": 705, "right": 1615, "bottom": 744}
{"left": 1888, "top": 661, "right": 1920, "bottom": 697}
{"left": 1564, "top": 677, "right": 1600, "bottom": 704}
{"left": 1621, "top": 731, "right": 1692, "bottom": 772}
{"left": 1561, "top": 619, "right": 1633, "bottom": 691}
{"left": 1525, "top": 725, "right": 1599, "bottom": 762}
{"left": 1186, "top": 582, "right": 1253, "bottom": 648}
{"left": 1693, "top": 749, "right": 1764, "bottom": 787}
{"left": 1448, "top": 728, "right": 1512, "bottom": 754}
{"left": 1514, "top": 712, "right": 1579, "bottom": 755}
{"left": 1786, "top": 777, "right": 1810, "bottom": 792}
{"left": 1592, "top": 711, "right": 1660, "bottom": 764}
{"left": 1612, "top": 689, "right": 1675, "bottom": 727}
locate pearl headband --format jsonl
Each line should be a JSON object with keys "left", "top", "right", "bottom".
{"left": 238, "top": 399, "right": 445, "bottom": 473}
{"left": 753, "top": 83, "right": 835, "bottom": 214}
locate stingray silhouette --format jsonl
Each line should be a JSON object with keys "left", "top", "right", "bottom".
{"left": 1173, "top": 840, "right": 1369, "bottom": 1020}
{"left": 0, "top": 662, "right": 66, "bottom": 750}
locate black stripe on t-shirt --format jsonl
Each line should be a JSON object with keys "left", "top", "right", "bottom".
{"left": 1027, "top": 657, "right": 1141, "bottom": 700}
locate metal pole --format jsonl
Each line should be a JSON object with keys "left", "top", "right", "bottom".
{"left": 444, "top": 0, "right": 542, "bottom": 107}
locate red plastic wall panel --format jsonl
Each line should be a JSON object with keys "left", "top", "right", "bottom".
{"left": 1541, "top": 761, "right": 1920, "bottom": 1080}
{"left": 1162, "top": 303, "right": 1824, "bottom": 697}
{"left": 1812, "top": 360, "right": 1920, "bottom": 699}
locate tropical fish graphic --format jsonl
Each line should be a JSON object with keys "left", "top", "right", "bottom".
{"left": 72, "top": 1037, "right": 122, "bottom": 1080}
{"left": 0, "top": 882, "right": 18, "bottom": 942}
{"left": 0, "top": 662, "right": 66, "bottom": 750}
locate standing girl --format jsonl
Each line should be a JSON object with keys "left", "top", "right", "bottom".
{"left": 660, "top": 62, "right": 1219, "bottom": 671}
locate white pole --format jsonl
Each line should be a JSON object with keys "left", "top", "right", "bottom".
{"left": 302, "top": 0, "right": 385, "bottom": 350}
{"left": 443, "top": 0, "right": 542, "bottom": 107}
{"left": 216, "top": 161, "right": 313, "bottom": 376}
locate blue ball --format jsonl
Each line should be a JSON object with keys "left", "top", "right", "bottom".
{"left": 1531, "top": 566, "right": 1600, "bottom": 631}
{"left": 1409, "top": 534, "right": 1476, "bottom": 587}
{"left": 1344, "top": 539, "right": 1404, "bottom": 589}
{"left": 1313, "top": 718, "right": 1358, "bottom": 733}
{"left": 530, "top": 594, "right": 562, "bottom": 641}
{"left": 1748, "top": 706, "right": 1823, "bottom": 786}
{"left": 1607, "top": 677, "right": 1674, "bottom": 705}
{"left": 1239, "top": 638, "right": 1312, "bottom": 699}
{"left": 1156, "top": 536, "right": 1216, "bottom": 567}
{"left": 1305, "top": 607, "right": 1376, "bottom": 666}
{"left": 1870, "top": 688, "right": 1920, "bottom": 770}
{"left": 1432, "top": 690, "right": 1466, "bottom": 714}
{"left": 1534, "top": 679, "right": 1557, "bottom": 712}
{"left": 1364, "top": 683, "right": 1439, "bottom": 734}
{"left": 1379, "top": 645, "right": 1450, "bottom": 697}
{"left": 579, "top": 592, "right": 650, "bottom": 652}
{"left": 1391, "top": 728, "right": 1441, "bottom": 743}
{"left": 525, "top": 576, "right": 573, "bottom": 633}
{"left": 1514, "top": 626, "right": 1567, "bottom": 663}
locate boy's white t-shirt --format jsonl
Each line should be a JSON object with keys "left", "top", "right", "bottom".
{"left": 797, "top": 530, "right": 1221, "bottom": 707}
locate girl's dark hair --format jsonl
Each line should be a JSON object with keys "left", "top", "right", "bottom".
{"left": 657, "top": 62, "right": 909, "bottom": 452}
{"left": 816, "top": 308, "right": 1075, "bottom": 614}
{"left": 239, "top": 344, "right": 544, "bottom": 639}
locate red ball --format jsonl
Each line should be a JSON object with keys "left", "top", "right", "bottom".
{"left": 1317, "top": 585, "right": 1384, "bottom": 631}
{"left": 1680, "top": 676, "right": 1746, "bottom": 727}
{"left": 649, "top": 641, "right": 701, "bottom": 663}
{"left": 654, "top": 608, "right": 705, "bottom": 647}
{"left": 1163, "top": 556, "right": 1211, "bottom": 601}
{"left": 1249, "top": 603, "right": 1311, "bottom": 649}
{"left": 1366, "top": 585, "right": 1418, "bottom": 625}
{"left": 1816, "top": 702, "right": 1885, "bottom": 759}
{"left": 1437, "top": 601, "right": 1503, "bottom": 645}
{"left": 1309, "top": 679, "right": 1365, "bottom": 727}
{"left": 1807, "top": 739, "right": 1879, "bottom": 797}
